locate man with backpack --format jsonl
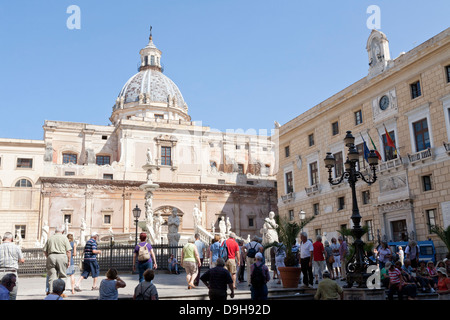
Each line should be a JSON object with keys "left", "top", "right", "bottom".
{"left": 132, "top": 233, "right": 157, "bottom": 283}
{"left": 250, "top": 252, "right": 270, "bottom": 300}
{"left": 244, "top": 235, "right": 264, "bottom": 286}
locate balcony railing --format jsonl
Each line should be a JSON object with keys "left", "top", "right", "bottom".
{"left": 407, "top": 148, "right": 432, "bottom": 164}
{"left": 281, "top": 192, "right": 295, "bottom": 202}
{"left": 377, "top": 157, "right": 403, "bottom": 173}
{"left": 305, "top": 184, "right": 320, "bottom": 196}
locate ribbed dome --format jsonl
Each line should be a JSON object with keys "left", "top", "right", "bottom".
{"left": 117, "top": 68, "right": 188, "bottom": 112}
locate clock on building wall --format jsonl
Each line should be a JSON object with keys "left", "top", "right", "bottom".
{"left": 379, "top": 95, "right": 389, "bottom": 110}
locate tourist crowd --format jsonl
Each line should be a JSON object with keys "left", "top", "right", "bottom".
{"left": 1, "top": 228, "right": 450, "bottom": 301}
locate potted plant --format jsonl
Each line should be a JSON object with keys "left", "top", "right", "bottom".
{"left": 264, "top": 214, "right": 315, "bottom": 288}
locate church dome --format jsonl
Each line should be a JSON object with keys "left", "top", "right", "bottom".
{"left": 117, "top": 68, "right": 187, "bottom": 112}
{"left": 112, "top": 29, "right": 189, "bottom": 122}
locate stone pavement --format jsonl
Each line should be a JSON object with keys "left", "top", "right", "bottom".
{"left": 16, "top": 269, "right": 334, "bottom": 300}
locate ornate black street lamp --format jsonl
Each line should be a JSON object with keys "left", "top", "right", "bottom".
{"left": 132, "top": 204, "right": 142, "bottom": 247}
{"left": 324, "top": 131, "right": 379, "bottom": 288}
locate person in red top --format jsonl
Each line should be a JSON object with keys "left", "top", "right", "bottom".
{"left": 313, "top": 235, "right": 326, "bottom": 284}
{"left": 225, "top": 232, "right": 240, "bottom": 289}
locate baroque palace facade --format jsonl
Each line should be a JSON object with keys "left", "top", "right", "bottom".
{"left": 0, "top": 32, "right": 277, "bottom": 247}
{"left": 277, "top": 28, "right": 450, "bottom": 259}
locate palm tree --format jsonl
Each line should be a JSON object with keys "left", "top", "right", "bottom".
{"left": 429, "top": 224, "right": 450, "bottom": 254}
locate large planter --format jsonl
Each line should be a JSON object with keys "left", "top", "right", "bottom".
{"left": 278, "top": 266, "right": 301, "bottom": 288}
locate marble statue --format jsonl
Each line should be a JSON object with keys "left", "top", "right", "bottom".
{"left": 226, "top": 217, "right": 232, "bottom": 235}
{"left": 193, "top": 204, "right": 202, "bottom": 229}
{"left": 146, "top": 147, "right": 153, "bottom": 165}
{"left": 211, "top": 223, "right": 215, "bottom": 235}
{"left": 145, "top": 192, "right": 153, "bottom": 214}
{"left": 80, "top": 218, "right": 86, "bottom": 246}
{"left": 41, "top": 221, "right": 49, "bottom": 247}
{"left": 154, "top": 211, "right": 164, "bottom": 244}
{"left": 167, "top": 208, "right": 180, "bottom": 246}
{"left": 261, "top": 211, "right": 279, "bottom": 245}
{"left": 15, "top": 229, "right": 23, "bottom": 247}
{"left": 64, "top": 218, "right": 70, "bottom": 235}
{"left": 218, "top": 217, "right": 226, "bottom": 239}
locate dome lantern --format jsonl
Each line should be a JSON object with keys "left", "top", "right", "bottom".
{"left": 139, "top": 26, "right": 162, "bottom": 72}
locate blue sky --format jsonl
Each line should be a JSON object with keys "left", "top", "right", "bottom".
{"left": 0, "top": 0, "right": 449, "bottom": 140}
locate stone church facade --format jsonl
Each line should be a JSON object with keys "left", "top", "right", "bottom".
{"left": 0, "top": 32, "right": 277, "bottom": 247}
{"left": 277, "top": 28, "right": 450, "bottom": 259}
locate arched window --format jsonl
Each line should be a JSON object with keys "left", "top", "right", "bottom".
{"left": 13, "top": 179, "right": 33, "bottom": 208}
{"left": 15, "top": 179, "right": 32, "bottom": 188}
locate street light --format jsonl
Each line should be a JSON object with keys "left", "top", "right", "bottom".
{"left": 299, "top": 210, "right": 306, "bottom": 232}
{"left": 324, "top": 130, "right": 378, "bottom": 288}
{"left": 132, "top": 204, "right": 142, "bottom": 246}
{"left": 299, "top": 210, "right": 306, "bottom": 221}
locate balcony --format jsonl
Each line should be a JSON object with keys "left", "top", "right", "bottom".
{"left": 281, "top": 192, "right": 295, "bottom": 203}
{"left": 407, "top": 148, "right": 432, "bottom": 165}
{"left": 377, "top": 157, "right": 403, "bottom": 173}
{"left": 305, "top": 184, "right": 321, "bottom": 196}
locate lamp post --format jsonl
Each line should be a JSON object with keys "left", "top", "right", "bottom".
{"left": 324, "top": 131, "right": 379, "bottom": 288}
{"left": 132, "top": 205, "right": 142, "bottom": 247}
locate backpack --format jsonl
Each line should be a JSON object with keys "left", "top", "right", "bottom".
{"left": 219, "top": 241, "right": 228, "bottom": 261}
{"left": 250, "top": 263, "right": 265, "bottom": 289}
{"left": 247, "top": 243, "right": 258, "bottom": 259}
{"left": 135, "top": 283, "right": 157, "bottom": 300}
{"left": 138, "top": 243, "right": 150, "bottom": 262}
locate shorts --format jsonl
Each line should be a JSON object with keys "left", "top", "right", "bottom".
{"left": 81, "top": 260, "right": 100, "bottom": 279}
{"left": 225, "top": 259, "right": 237, "bottom": 274}
{"left": 183, "top": 261, "right": 197, "bottom": 275}
{"left": 333, "top": 255, "right": 341, "bottom": 268}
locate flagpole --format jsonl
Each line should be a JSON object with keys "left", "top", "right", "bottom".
{"left": 374, "top": 127, "right": 386, "bottom": 162}
{"left": 367, "top": 130, "right": 383, "bottom": 162}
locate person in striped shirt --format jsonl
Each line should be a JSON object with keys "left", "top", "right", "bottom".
{"left": 74, "top": 232, "right": 102, "bottom": 292}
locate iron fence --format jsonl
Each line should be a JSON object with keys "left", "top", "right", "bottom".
{"left": 18, "top": 243, "right": 187, "bottom": 276}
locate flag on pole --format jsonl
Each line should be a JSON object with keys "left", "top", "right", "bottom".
{"left": 383, "top": 124, "right": 398, "bottom": 158}
{"left": 360, "top": 133, "right": 370, "bottom": 164}
{"left": 367, "top": 131, "right": 382, "bottom": 160}
{"left": 384, "top": 126, "right": 396, "bottom": 149}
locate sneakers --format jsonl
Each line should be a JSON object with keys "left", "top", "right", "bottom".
{"left": 74, "top": 286, "right": 82, "bottom": 292}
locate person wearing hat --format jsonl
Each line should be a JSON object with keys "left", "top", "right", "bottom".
{"left": 249, "top": 252, "right": 270, "bottom": 300}
{"left": 74, "top": 232, "right": 102, "bottom": 292}
{"left": 314, "top": 270, "right": 343, "bottom": 300}
{"left": 436, "top": 267, "right": 450, "bottom": 300}
{"left": 244, "top": 235, "right": 264, "bottom": 285}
